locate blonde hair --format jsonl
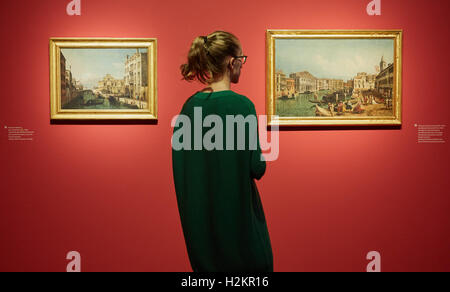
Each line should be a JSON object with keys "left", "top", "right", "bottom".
{"left": 180, "top": 31, "right": 241, "bottom": 84}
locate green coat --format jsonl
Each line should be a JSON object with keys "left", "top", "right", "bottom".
{"left": 172, "top": 90, "right": 273, "bottom": 272}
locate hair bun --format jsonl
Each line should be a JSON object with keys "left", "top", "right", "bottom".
{"left": 180, "top": 31, "right": 240, "bottom": 84}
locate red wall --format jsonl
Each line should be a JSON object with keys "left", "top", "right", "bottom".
{"left": 0, "top": 0, "right": 449, "bottom": 272}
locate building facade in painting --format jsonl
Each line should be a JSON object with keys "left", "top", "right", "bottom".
{"left": 290, "top": 71, "right": 317, "bottom": 93}
{"left": 316, "top": 79, "right": 344, "bottom": 91}
{"left": 344, "top": 80, "right": 354, "bottom": 89}
{"left": 60, "top": 53, "right": 67, "bottom": 105}
{"left": 375, "top": 61, "right": 394, "bottom": 98}
{"left": 65, "top": 68, "right": 76, "bottom": 104}
{"left": 60, "top": 52, "right": 81, "bottom": 106}
{"left": 275, "top": 70, "right": 287, "bottom": 97}
{"left": 276, "top": 70, "right": 346, "bottom": 96}
{"left": 353, "top": 72, "right": 376, "bottom": 92}
{"left": 125, "top": 49, "right": 148, "bottom": 101}
{"left": 285, "top": 78, "right": 296, "bottom": 96}
{"left": 97, "top": 74, "right": 125, "bottom": 95}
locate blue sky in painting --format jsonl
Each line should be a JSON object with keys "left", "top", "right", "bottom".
{"left": 61, "top": 48, "right": 147, "bottom": 89}
{"left": 275, "top": 39, "right": 394, "bottom": 80}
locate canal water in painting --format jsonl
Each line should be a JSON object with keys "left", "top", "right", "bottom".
{"left": 63, "top": 90, "right": 144, "bottom": 110}
{"left": 277, "top": 90, "right": 344, "bottom": 117}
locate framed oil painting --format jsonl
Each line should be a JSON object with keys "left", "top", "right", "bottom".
{"left": 266, "top": 30, "right": 402, "bottom": 126}
{"left": 50, "top": 38, "right": 157, "bottom": 120}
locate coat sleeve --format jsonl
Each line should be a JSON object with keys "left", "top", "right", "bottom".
{"left": 249, "top": 104, "right": 266, "bottom": 180}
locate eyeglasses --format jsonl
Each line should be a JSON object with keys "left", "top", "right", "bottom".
{"left": 234, "top": 55, "right": 248, "bottom": 65}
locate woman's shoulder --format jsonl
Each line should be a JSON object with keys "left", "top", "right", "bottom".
{"left": 224, "top": 91, "right": 256, "bottom": 112}
{"left": 228, "top": 91, "right": 253, "bottom": 103}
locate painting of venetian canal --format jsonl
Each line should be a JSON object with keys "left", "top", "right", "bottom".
{"left": 50, "top": 38, "right": 157, "bottom": 120}
{"left": 61, "top": 48, "right": 149, "bottom": 110}
{"left": 266, "top": 30, "right": 402, "bottom": 126}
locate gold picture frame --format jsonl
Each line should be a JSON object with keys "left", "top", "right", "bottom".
{"left": 266, "top": 30, "right": 402, "bottom": 127}
{"left": 50, "top": 38, "right": 157, "bottom": 120}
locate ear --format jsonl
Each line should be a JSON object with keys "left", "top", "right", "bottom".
{"left": 228, "top": 57, "right": 235, "bottom": 69}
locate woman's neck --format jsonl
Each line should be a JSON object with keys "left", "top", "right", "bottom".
{"left": 207, "top": 75, "right": 231, "bottom": 92}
